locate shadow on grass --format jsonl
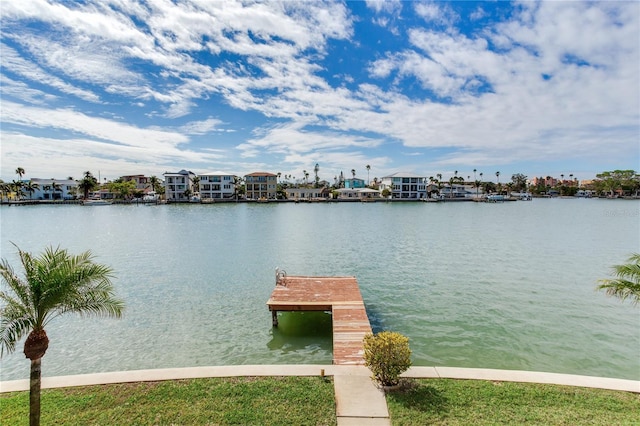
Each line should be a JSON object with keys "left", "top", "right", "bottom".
{"left": 386, "top": 380, "right": 449, "bottom": 415}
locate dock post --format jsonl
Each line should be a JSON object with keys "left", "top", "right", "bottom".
{"left": 271, "top": 310, "right": 278, "bottom": 327}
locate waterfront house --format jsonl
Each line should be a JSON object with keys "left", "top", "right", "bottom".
{"left": 198, "top": 172, "right": 237, "bottom": 200}
{"left": 30, "top": 178, "right": 77, "bottom": 200}
{"left": 163, "top": 170, "right": 196, "bottom": 201}
{"left": 335, "top": 188, "right": 380, "bottom": 200}
{"left": 440, "top": 184, "right": 475, "bottom": 199}
{"left": 344, "top": 178, "right": 366, "bottom": 189}
{"left": 245, "top": 172, "right": 277, "bottom": 200}
{"left": 286, "top": 187, "right": 326, "bottom": 201}
{"left": 379, "top": 173, "right": 427, "bottom": 199}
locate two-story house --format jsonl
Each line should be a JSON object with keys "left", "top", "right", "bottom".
{"left": 30, "top": 178, "right": 78, "bottom": 200}
{"left": 379, "top": 173, "right": 427, "bottom": 199}
{"left": 198, "top": 172, "right": 237, "bottom": 200}
{"left": 163, "top": 170, "right": 195, "bottom": 201}
{"left": 244, "top": 172, "right": 277, "bottom": 200}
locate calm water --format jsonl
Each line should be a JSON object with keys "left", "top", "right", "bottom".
{"left": 1, "top": 199, "right": 639, "bottom": 381}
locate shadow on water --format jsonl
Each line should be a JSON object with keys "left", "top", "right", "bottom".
{"left": 267, "top": 311, "right": 333, "bottom": 353}
{"left": 364, "top": 303, "right": 386, "bottom": 333}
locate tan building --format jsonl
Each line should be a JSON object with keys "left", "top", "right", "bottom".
{"left": 244, "top": 172, "right": 277, "bottom": 200}
{"left": 121, "top": 175, "right": 151, "bottom": 190}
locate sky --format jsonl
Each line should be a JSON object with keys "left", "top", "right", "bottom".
{"left": 1, "top": 0, "right": 638, "bottom": 184}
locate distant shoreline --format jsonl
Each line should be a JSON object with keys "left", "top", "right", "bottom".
{"left": 2, "top": 195, "right": 639, "bottom": 206}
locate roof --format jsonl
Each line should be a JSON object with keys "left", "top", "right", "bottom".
{"left": 245, "top": 172, "right": 277, "bottom": 177}
{"left": 163, "top": 169, "right": 194, "bottom": 176}
{"left": 198, "top": 171, "right": 237, "bottom": 176}
{"left": 382, "top": 172, "right": 426, "bottom": 179}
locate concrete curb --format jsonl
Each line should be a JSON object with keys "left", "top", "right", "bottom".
{"left": 1, "top": 365, "right": 638, "bottom": 393}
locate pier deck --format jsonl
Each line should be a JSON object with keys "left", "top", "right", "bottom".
{"left": 266, "top": 275, "right": 372, "bottom": 365}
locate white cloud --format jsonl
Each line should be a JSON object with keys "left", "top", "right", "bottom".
{"left": 365, "top": 0, "right": 402, "bottom": 15}
{"left": 0, "top": 43, "right": 102, "bottom": 102}
{"left": 181, "top": 118, "right": 224, "bottom": 135}
{"left": 0, "top": 74, "right": 58, "bottom": 105}
{"left": 414, "top": 2, "right": 458, "bottom": 27}
{"left": 1, "top": 101, "right": 188, "bottom": 150}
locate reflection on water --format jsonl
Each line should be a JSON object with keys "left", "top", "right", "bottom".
{"left": 268, "top": 312, "right": 332, "bottom": 354}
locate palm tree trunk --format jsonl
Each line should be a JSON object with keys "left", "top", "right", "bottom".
{"left": 29, "top": 357, "right": 42, "bottom": 426}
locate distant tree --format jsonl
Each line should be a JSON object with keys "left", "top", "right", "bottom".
{"left": 594, "top": 170, "right": 639, "bottom": 197}
{"left": 15, "top": 167, "right": 25, "bottom": 180}
{"left": 24, "top": 181, "right": 40, "bottom": 200}
{"left": 149, "top": 175, "right": 163, "bottom": 197}
{"left": 0, "top": 245, "right": 124, "bottom": 426}
{"left": 351, "top": 169, "right": 356, "bottom": 179}
{"left": 232, "top": 176, "right": 243, "bottom": 201}
{"left": 107, "top": 180, "right": 136, "bottom": 199}
{"left": 78, "top": 172, "right": 98, "bottom": 200}
{"left": 0, "top": 180, "right": 7, "bottom": 202}
{"left": 511, "top": 174, "right": 528, "bottom": 193}
{"left": 51, "top": 181, "right": 62, "bottom": 200}
{"left": 314, "top": 163, "right": 320, "bottom": 187}
{"left": 366, "top": 164, "right": 371, "bottom": 186}
{"left": 11, "top": 180, "right": 24, "bottom": 201}
{"left": 191, "top": 176, "right": 200, "bottom": 194}
{"left": 597, "top": 254, "right": 640, "bottom": 306}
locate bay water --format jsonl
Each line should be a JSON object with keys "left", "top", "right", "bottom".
{"left": 1, "top": 199, "right": 638, "bottom": 381}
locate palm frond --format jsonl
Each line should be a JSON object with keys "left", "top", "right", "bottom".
{"left": 0, "top": 244, "right": 124, "bottom": 355}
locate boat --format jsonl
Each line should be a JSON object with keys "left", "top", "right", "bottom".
{"left": 485, "top": 194, "right": 505, "bottom": 202}
{"left": 82, "top": 198, "right": 111, "bottom": 205}
{"left": 142, "top": 191, "right": 159, "bottom": 202}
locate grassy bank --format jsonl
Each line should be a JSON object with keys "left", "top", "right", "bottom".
{"left": 0, "top": 376, "right": 335, "bottom": 426}
{"left": 2, "top": 377, "right": 639, "bottom": 425}
{"left": 386, "top": 379, "right": 640, "bottom": 425}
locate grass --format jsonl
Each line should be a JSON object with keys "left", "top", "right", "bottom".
{"left": 0, "top": 376, "right": 336, "bottom": 426}
{"left": 3, "top": 377, "right": 639, "bottom": 425}
{"left": 386, "top": 379, "right": 640, "bottom": 425}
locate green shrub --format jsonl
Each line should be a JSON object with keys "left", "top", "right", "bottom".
{"left": 363, "top": 331, "right": 412, "bottom": 386}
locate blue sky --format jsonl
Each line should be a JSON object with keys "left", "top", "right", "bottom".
{"left": 1, "top": 0, "right": 638, "bottom": 184}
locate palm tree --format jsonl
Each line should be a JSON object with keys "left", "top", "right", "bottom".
{"left": 51, "top": 180, "right": 62, "bottom": 200}
{"left": 24, "top": 181, "right": 39, "bottom": 200}
{"left": 15, "top": 167, "right": 25, "bottom": 180}
{"left": 314, "top": 163, "right": 320, "bottom": 188}
{"left": 191, "top": 176, "right": 200, "bottom": 195}
{"left": 232, "top": 176, "right": 243, "bottom": 201}
{"left": 597, "top": 254, "right": 640, "bottom": 306}
{"left": 78, "top": 172, "right": 98, "bottom": 200}
{"left": 366, "top": 164, "right": 371, "bottom": 186}
{"left": 0, "top": 245, "right": 124, "bottom": 426}
{"left": 12, "top": 180, "right": 24, "bottom": 201}
{"left": 0, "top": 180, "right": 6, "bottom": 202}
{"left": 351, "top": 169, "right": 356, "bottom": 179}
{"left": 149, "top": 175, "right": 161, "bottom": 197}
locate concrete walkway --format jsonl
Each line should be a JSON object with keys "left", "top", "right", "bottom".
{"left": 2, "top": 365, "right": 638, "bottom": 425}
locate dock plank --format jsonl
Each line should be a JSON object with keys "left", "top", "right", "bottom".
{"left": 267, "top": 275, "right": 372, "bottom": 365}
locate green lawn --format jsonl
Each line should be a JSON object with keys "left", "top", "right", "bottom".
{"left": 386, "top": 379, "right": 640, "bottom": 425}
{"left": 0, "top": 376, "right": 336, "bottom": 426}
{"left": 2, "top": 377, "right": 639, "bottom": 425}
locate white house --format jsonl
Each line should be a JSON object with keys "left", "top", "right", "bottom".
{"left": 335, "top": 188, "right": 380, "bottom": 200}
{"left": 29, "top": 178, "right": 78, "bottom": 200}
{"left": 198, "top": 172, "right": 237, "bottom": 200}
{"left": 163, "top": 170, "right": 195, "bottom": 201}
{"left": 379, "top": 173, "right": 427, "bottom": 199}
{"left": 286, "top": 187, "right": 325, "bottom": 200}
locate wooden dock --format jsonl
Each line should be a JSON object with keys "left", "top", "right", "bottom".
{"left": 266, "top": 273, "right": 372, "bottom": 365}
